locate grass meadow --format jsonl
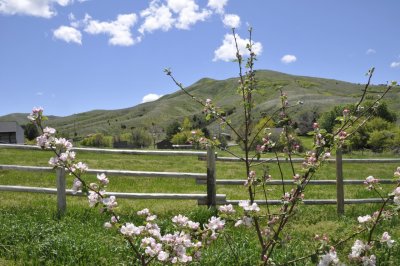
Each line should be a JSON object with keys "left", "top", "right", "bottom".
{"left": 0, "top": 146, "right": 399, "bottom": 265}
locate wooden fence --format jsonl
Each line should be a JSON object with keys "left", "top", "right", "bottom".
{"left": 0, "top": 144, "right": 399, "bottom": 215}
{"left": 0, "top": 144, "right": 224, "bottom": 214}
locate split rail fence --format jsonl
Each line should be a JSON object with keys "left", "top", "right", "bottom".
{"left": 0, "top": 144, "right": 399, "bottom": 215}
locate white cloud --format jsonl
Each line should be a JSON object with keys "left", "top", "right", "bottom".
{"left": 69, "top": 13, "right": 91, "bottom": 28}
{"left": 366, "top": 48, "right": 376, "bottom": 55}
{"left": 139, "top": 1, "right": 174, "bottom": 34}
{"left": 207, "top": 0, "right": 228, "bottom": 14}
{"left": 85, "top": 13, "right": 139, "bottom": 46}
{"left": 36, "top": 92, "right": 43, "bottom": 96}
{"left": 53, "top": 25, "right": 82, "bottom": 44}
{"left": 0, "top": 0, "right": 72, "bottom": 18}
{"left": 222, "top": 13, "right": 240, "bottom": 28}
{"left": 57, "top": 0, "right": 72, "bottom": 7}
{"left": 142, "top": 93, "right": 163, "bottom": 103}
{"left": 167, "top": 0, "right": 211, "bottom": 30}
{"left": 390, "top": 61, "right": 400, "bottom": 68}
{"left": 139, "top": 0, "right": 211, "bottom": 34}
{"left": 281, "top": 54, "right": 297, "bottom": 64}
{"left": 213, "top": 33, "right": 263, "bottom": 62}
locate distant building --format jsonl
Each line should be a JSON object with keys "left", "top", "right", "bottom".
{"left": 0, "top": 122, "right": 24, "bottom": 144}
{"left": 156, "top": 139, "right": 173, "bottom": 149}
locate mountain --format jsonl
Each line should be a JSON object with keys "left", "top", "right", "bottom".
{"left": 1, "top": 70, "right": 398, "bottom": 138}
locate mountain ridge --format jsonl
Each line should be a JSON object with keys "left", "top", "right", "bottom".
{"left": 1, "top": 69, "right": 398, "bottom": 137}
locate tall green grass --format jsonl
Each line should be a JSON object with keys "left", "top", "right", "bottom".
{"left": 0, "top": 147, "right": 399, "bottom": 265}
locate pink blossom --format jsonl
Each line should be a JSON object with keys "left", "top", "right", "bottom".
{"left": 349, "top": 239, "right": 365, "bottom": 260}
{"left": 186, "top": 221, "right": 200, "bottom": 230}
{"left": 205, "top": 216, "right": 225, "bottom": 231}
{"left": 381, "top": 232, "right": 395, "bottom": 248}
{"left": 43, "top": 127, "right": 56, "bottom": 135}
{"left": 137, "top": 208, "right": 150, "bottom": 216}
{"left": 318, "top": 247, "right": 339, "bottom": 266}
{"left": 235, "top": 216, "right": 252, "bottom": 227}
{"left": 218, "top": 204, "right": 236, "bottom": 214}
{"left": 72, "top": 162, "right": 88, "bottom": 173}
{"left": 28, "top": 106, "right": 43, "bottom": 121}
{"left": 146, "top": 215, "right": 157, "bottom": 222}
{"left": 365, "top": 176, "right": 379, "bottom": 184}
{"left": 48, "top": 157, "right": 59, "bottom": 167}
{"left": 121, "top": 223, "right": 142, "bottom": 236}
{"left": 172, "top": 214, "right": 189, "bottom": 226}
{"left": 32, "top": 106, "right": 44, "bottom": 114}
{"left": 59, "top": 153, "right": 69, "bottom": 162}
{"left": 393, "top": 187, "right": 400, "bottom": 196}
{"left": 54, "top": 138, "right": 73, "bottom": 151}
{"left": 364, "top": 175, "right": 379, "bottom": 190}
{"left": 36, "top": 135, "right": 49, "bottom": 148}
{"left": 111, "top": 215, "right": 119, "bottom": 223}
{"left": 394, "top": 167, "right": 400, "bottom": 178}
{"left": 338, "top": 131, "right": 347, "bottom": 140}
{"left": 88, "top": 191, "right": 100, "bottom": 207}
{"left": 282, "top": 192, "right": 291, "bottom": 203}
{"left": 97, "top": 173, "right": 109, "bottom": 185}
{"left": 102, "top": 196, "right": 117, "bottom": 211}
{"left": 158, "top": 251, "right": 169, "bottom": 261}
{"left": 104, "top": 222, "right": 112, "bottom": 228}
{"left": 322, "top": 152, "right": 331, "bottom": 160}
{"left": 361, "top": 255, "right": 376, "bottom": 266}
{"left": 71, "top": 178, "right": 82, "bottom": 194}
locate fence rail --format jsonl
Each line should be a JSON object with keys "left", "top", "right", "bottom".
{"left": 0, "top": 144, "right": 219, "bottom": 213}
{"left": 1, "top": 144, "right": 399, "bottom": 215}
{"left": 0, "top": 165, "right": 207, "bottom": 179}
{"left": 0, "top": 185, "right": 226, "bottom": 201}
{"left": 0, "top": 144, "right": 207, "bottom": 156}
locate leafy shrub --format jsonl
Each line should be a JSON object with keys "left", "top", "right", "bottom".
{"left": 367, "top": 130, "right": 394, "bottom": 152}
{"left": 81, "top": 133, "right": 112, "bottom": 147}
{"left": 131, "top": 128, "right": 152, "bottom": 148}
{"left": 171, "top": 129, "right": 204, "bottom": 145}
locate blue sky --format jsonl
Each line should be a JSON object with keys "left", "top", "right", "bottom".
{"left": 1, "top": 0, "right": 399, "bottom": 116}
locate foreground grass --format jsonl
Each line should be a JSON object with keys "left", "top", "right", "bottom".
{"left": 0, "top": 147, "right": 399, "bottom": 264}
{"left": 0, "top": 203, "right": 399, "bottom": 265}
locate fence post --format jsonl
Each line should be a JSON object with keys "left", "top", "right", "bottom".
{"left": 206, "top": 145, "right": 216, "bottom": 208}
{"left": 56, "top": 167, "right": 66, "bottom": 216}
{"left": 336, "top": 148, "right": 344, "bottom": 215}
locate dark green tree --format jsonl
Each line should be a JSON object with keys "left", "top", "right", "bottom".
{"left": 24, "top": 123, "right": 39, "bottom": 140}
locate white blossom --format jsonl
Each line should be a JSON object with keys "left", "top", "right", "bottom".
{"left": 349, "top": 240, "right": 365, "bottom": 260}
{"left": 357, "top": 215, "right": 372, "bottom": 224}
{"left": 318, "top": 248, "right": 340, "bottom": 266}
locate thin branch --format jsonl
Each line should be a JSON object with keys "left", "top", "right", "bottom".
{"left": 274, "top": 151, "right": 286, "bottom": 195}
{"left": 166, "top": 72, "right": 244, "bottom": 141}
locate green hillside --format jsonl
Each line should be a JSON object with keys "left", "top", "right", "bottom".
{"left": 1, "top": 70, "right": 398, "bottom": 138}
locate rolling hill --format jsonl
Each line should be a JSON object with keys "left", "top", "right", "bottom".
{"left": 1, "top": 70, "right": 398, "bottom": 138}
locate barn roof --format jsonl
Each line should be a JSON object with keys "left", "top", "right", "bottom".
{"left": 0, "top": 121, "right": 23, "bottom": 133}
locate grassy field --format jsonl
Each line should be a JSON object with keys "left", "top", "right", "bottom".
{"left": 0, "top": 146, "right": 399, "bottom": 265}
